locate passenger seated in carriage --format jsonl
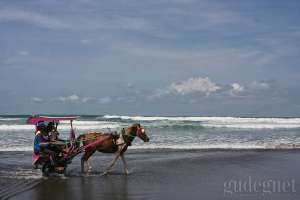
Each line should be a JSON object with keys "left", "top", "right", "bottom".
{"left": 33, "top": 121, "right": 58, "bottom": 166}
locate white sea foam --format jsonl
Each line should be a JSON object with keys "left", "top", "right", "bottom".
{"left": 103, "top": 115, "right": 300, "bottom": 123}
{"left": 0, "top": 146, "right": 33, "bottom": 152}
{"left": 60, "top": 120, "right": 123, "bottom": 126}
{"left": 0, "top": 124, "right": 35, "bottom": 130}
{"left": 103, "top": 115, "right": 300, "bottom": 129}
{"left": 201, "top": 123, "right": 300, "bottom": 129}
{"left": 2, "top": 142, "right": 299, "bottom": 152}
{"left": 0, "top": 117, "right": 22, "bottom": 121}
{"left": 1, "top": 116, "right": 300, "bottom": 152}
{"left": 130, "top": 144, "right": 300, "bottom": 150}
{"left": 0, "top": 123, "right": 122, "bottom": 131}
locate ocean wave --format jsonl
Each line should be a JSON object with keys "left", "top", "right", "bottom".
{"left": 0, "top": 125, "right": 35, "bottom": 130}
{"left": 201, "top": 123, "right": 300, "bottom": 129}
{"left": 130, "top": 144, "right": 300, "bottom": 150}
{"left": 0, "top": 146, "right": 33, "bottom": 152}
{"left": 0, "top": 123, "right": 122, "bottom": 131}
{"left": 103, "top": 115, "right": 300, "bottom": 123}
{"left": 2, "top": 144, "right": 300, "bottom": 152}
{"left": 146, "top": 123, "right": 300, "bottom": 130}
{"left": 0, "top": 117, "right": 23, "bottom": 121}
{"left": 103, "top": 115, "right": 300, "bottom": 129}
{"left": 60, "top": 120, "right": 123, "bottom": 126}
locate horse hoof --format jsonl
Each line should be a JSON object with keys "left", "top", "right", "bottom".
{"left": 101, "top": 171, "right": 109, "bottom": 176}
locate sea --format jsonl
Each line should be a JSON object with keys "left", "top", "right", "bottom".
{"left": 1, "top": 115, "right": 300, "bottom": 151}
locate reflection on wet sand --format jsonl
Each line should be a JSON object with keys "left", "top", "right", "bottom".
{"left": 6, "top": 150, "right": 300, "bottom": 200}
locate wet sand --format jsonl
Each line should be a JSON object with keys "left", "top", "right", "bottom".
{"left": 1, "top": 150, "right": 300, "bottom": 200}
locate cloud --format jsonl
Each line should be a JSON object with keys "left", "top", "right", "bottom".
{"left": 98, "top": 96, "right": 111, "bottom": 104}
{"left": 81, "top": 97, "right": 93, "bottom": 103}
{"left": 169, "top": 77, "right": 220, "bottom": 95}
{"left": 80, "top": 39, "right": 92, "bottom": 45}
{"left": 230, "top": 83, "right": 244, "bottom": 96}
{"left": 58, "top": 94, "right": 80, "bottom": 102}
{"left": 18, "top": 51, "right": 29, "bottom": 56}
{"left": 227, "top": 81, "right": 273, "bottom": 97}
{"left": 0, "top": 8, "right": 67, "bottom": 29}
{"left": 148, "top": 77, "right": 274, "bottom": 102}
{"left": 33, "top": 95, "right": 106, "bottom": 104}
{"left": 112, "top": 42, "right": 280, "bottom": 72}
{"left": 249, "top": 81, "right": 270, "bottom": 90}
{"left": 32, "top": 97, "right": 43, "bottom": 103}
{"left": 0, "top": 6, "right": 175, "bottom": 38}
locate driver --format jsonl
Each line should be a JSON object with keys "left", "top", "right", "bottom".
{"left": 46, "top": 122, "right": 67, "bottom": 153}
{"left": 47, "top": 122, "right": 59, "bottom": 142}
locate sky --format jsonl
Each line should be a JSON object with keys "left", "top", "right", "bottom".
{"left": 0, "top": 0, "right": 300, "bottom": 116}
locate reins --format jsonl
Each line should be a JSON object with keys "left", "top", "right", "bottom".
{"left": 49, "top": 126, "right": 138, "bottom": 146}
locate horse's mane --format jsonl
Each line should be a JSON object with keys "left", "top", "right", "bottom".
{"left": 124, "top": 123, "right": 140, "bottom": 135}
{"left": 131, "top": 123, "right": 141, "bottom": 128}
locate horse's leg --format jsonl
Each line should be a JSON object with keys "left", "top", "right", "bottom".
{"left": 81, "top": 150, "right": 96, "bottom": 173}
{"left": 121, "top": 154, "right": 129, "bottom": 175}
{"left": 81, "top": 154, "right": 86, "bottom": 173}
{"left": 87, "top": 159, "right": 92, "bottom": 172}
{"left": 102, "top": 152, "right": 121, "bottom": 175}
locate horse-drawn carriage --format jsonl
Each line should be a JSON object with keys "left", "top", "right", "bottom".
{"left": 27, "top": 116, "right": 149, "bottom": 176}
{"left": 28, "top": 116, "right": 82, "bottom": 176}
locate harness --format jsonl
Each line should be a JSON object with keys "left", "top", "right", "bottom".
{"left": 114, "top": 128, "right": 133, "bottom": 146}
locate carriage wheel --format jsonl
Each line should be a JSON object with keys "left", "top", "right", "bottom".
{"left": 63, "top": 166, "right": 68, "bottom": 176}
{"left": 42, "top": 163, "right": 51, "bottom": 177}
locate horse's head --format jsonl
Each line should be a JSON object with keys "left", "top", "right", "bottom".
{"left": 132, "top": 123, "right": 149, "bottom": 142}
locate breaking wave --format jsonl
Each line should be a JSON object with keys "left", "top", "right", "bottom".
{"left": 0, "top": 117, "right": 22, "bottom": 121}
{"left": 1, "top": 115, "right": 300, "bottom": 152}
{"left": 103, "top": 115, "right": 300, "bottom": 129}
{"left": 2, "top": 142, "right": 300, "bottom": 152}
{"left": 0, "top": 122, "right": 122, "bottom": 131}
{"left": 130, "top": 143, "right": 300, "bottom": 150}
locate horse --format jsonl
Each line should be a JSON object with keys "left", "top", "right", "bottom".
{"left": 76, "top": 123, "right": 149, "bottom": 175}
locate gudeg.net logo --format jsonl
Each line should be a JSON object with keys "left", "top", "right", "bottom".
{"left": 224, "top": 176, "right": 296, "bottom": 196}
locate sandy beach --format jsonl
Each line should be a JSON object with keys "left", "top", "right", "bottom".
{"left": 0, "top": 149, "right": 298, "bottom": 200}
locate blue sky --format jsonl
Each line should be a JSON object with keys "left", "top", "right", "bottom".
{"left": 0, "top": 0, "right": 300, "bottom": 116}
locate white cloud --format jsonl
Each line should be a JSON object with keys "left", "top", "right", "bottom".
{"left": 249, "top": 81, "right": 270, "bottom": 90}
{"left": 18, "top": 50, "right": 29, "bottom": 56}
{"left": 112, "top": 42, "right": 277, "bottom": 71}
{"left": 0, "top": 8, "right": 67, "bottom": 29}
{"left": 80, "top": 39, "right": 92, "bottom": 44}
{"left": 148, "top": 78, "right": 273, "bottom": 101}
{"left": 169, "top": 77, "right": 220, "bottom": 95}
{"left": 98, "top": 97, "right": 111, "bottom": 104}
{"left": 82, "top": 97, "right": 93, "bottom": 103}
{"left": 32, "top": 97, "right": 43, "bottom": 103}
{"left": 230, "top": 83, "right": 244, "bottom": 96}
{"left": 58, "top": 94, "right": 79, "bottom": 102}
{"left": 228, "top": 81, "right": 272, "bottom": 97}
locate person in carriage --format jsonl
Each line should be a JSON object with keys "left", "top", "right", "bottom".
{"left": 33, "top": 121, "right": 58, "bottom": 167}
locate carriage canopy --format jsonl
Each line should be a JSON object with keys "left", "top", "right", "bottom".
{"left": 27, "top": 116, "right": 79, "bottom": 124}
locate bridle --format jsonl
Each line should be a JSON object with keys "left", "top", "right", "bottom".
{"left": 123, "top": 125, "right": 144, "bottom": 139}
{"left": 136, "top": 126, "right": 145, "bottom": 138}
